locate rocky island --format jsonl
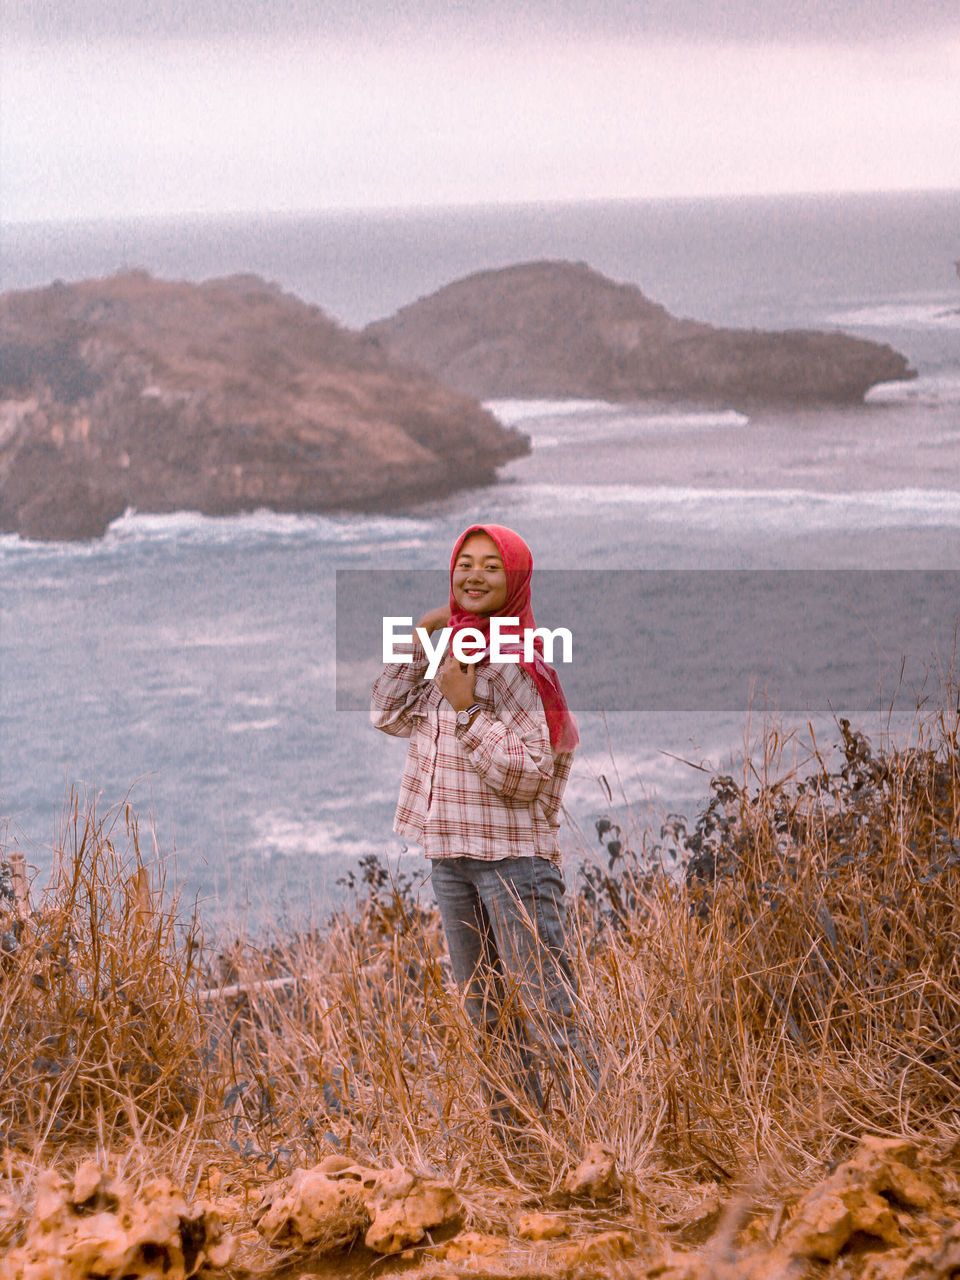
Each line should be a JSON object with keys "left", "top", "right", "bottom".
{"left": 0, "top": 272, "right": 528, "bottom": 541}
{"left": 365, "top": 261, "right": 915, "bottom": 406}
{"left": 1, "top": 262, "right": 917, "bottom": 541}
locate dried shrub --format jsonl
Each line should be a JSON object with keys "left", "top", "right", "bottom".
{"left": 571, "top": 702, "right": 960, "bottom": 1180}
{"left": 2, "top": 699, "right": 958, "bottom": 1208}
{"left": 0, "top": 792, "right": 205, "bottom": 1148}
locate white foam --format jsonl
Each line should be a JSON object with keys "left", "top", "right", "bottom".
{"left": 0, "top": 532, "right": 100, "bottom": 563}
{"left": 564, "top": 756, "right": 694, "bottom": 806}
{"left": 233, "top": 693, "right": 276, "bottom": 709}
{"left": 486, "top": 399, "right": 750, "bottom": 438}
{"left": 337, "top": 657, "right": 386, "bottom": 703}
{"left": 253, "top": 812, "right": 385, "bottom": 860}
{"left": 865, "top": 375, "right": 960, "bottom": 407}
{"left": 628, "top": 409, "right": 749, "bottom": 431}
{"left": 0, "top": 507, "right": 433, "bottom": 562}
{"left": 578, "top": 409, "right": 750, "bottom": 445}
{"left": 185, "top": 630, "right": 284, "bottom": 649}
{"left": 508, "top": 482, "right": 960, "bottom": 531}
{"left": 104, "top": 507, "right": 433, "bottom": 549}
{"left": 487, "top": 401, "right": 750, "bottom": 454}
{"left": 828, "top": 301, "right": 960, "bottom": 331}
{"left": 484, "top": 398, "right": 621, "bottom": 425}
{"left": 312, "top": 788, "right": 397, "bottom": 812}
{"left": 225, "top": 718, "right": 281, "bottom": 733}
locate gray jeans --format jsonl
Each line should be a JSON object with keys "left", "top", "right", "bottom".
{"left": 429, "top": 855, "right": 592, "bottom": 1118}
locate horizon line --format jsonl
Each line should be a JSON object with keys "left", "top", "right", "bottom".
{"left": 3, "top": 184, "right": 959, "bottom": 231}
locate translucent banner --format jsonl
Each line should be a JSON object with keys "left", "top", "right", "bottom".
{"left": 336, "top": 569, "right": 960, "bottom": 712}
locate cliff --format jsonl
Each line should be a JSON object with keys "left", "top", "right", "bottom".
{"left": 0, "top": 272, "right": 528, "bottom": 541}
{"left": 365, "top": 261, "right": 915, "bottom": 406}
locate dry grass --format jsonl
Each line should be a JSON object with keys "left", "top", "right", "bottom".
{"left": 0, "top": 795, "right": 205, "bottom": 1153}
{"left": 1, "top": 696, "right": 958, "bottom": 1232}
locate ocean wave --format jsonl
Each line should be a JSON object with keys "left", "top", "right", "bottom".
{"left": 828, "top": 301, "right": 960, "bottom": 331}
{"left": 310, "top": 787, "right": 397, "bottom": 812}
{"left": 0, "top": 507, "right": 433, "bottom": 564}
{"left": 579, "top": 409, "right": 750, "bottom": 444}
{"left": 628, "top": 409, "right": 749, "bottom": 431}
{"left": 105, "top": 507, "right": 433, "bottom": 548}
{"left": 865, "top": 375, "right": 960, "bottom": 407}
{"left": 0, "top": 532, "right": 104, "bottom": 564}
{"left": 486, "top": 399, "right": 750, "bottom": 439}
{"left": 484, "top": 398, "right": 621, "bottom": 425}
{"left": 232, "top": 692, "right": 277, "bottom": 709}
{"left": 564, "top": 757, "right": 697, "bottom": 808}
{"left": 225, "top": 718, "right": 281, "bottom": 733}
{"left": 253, "top": 812, "right": 391, "bottom": 861}
{"left": 506, "top": 483, "right": 960, "bottom": 530}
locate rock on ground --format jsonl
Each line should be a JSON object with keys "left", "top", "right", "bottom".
{"left": 780, "top": 1135, "right": 939, "bottom": 1264}
{"left": 0, "top": 1163, "right": 233, "bottom": 1280}
{"left": 254, "top": 1155, "right": 462, "bottom": 1256}
{"left": 563, "top": 1143, "right": 622, "bottom": 1202}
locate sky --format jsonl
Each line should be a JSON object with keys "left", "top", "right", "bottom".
{"left": 1, "top": 0, "right": 959, "bottom": 223}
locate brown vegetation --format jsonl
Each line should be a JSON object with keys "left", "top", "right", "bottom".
{"left": 1, "top": 696, "right": 958, "bottom": 1277}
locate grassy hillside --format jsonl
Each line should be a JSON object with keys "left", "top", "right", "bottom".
{"left": 1, "top": 696, "right": 958, "bottom": 1276}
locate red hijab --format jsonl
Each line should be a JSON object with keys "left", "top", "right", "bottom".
{"left": 448, "top": 524, "right": 579, "bottom": 753}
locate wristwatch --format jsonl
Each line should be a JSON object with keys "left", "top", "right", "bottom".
{"left": 455, "top": 703, "right": 482, "bottom": 730}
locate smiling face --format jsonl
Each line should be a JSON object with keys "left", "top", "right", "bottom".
{"left": 451, "top": 531, "right": 509, "bottom": 615}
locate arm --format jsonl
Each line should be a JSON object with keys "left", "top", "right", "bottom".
{"left": 454, "top": 666, "right": 554, "bottom": 802}
{"left": 370, "top": 640, "right": 429, "bottom": 738}
{"left": 370, "top": 605, "right": 449, "bottom": 738}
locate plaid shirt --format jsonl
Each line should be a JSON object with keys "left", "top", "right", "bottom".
{"left": 371, "top": 642, "right": 574, "bottom": 861}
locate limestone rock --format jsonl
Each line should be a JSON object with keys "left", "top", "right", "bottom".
{"left": 0, "top": 1166, "right": 234, "bottom": 1280}
{"left": 632, "top": 1247, "right": 794, "bottom": 1280}
{"left": 782, "top": 1135, "right": 939, "bottom": 1263}
{"left": 517, "top": 1211, "right": 571, "bottom": 1241}
{"left": 71, "top": 1162, "right": 110, "bottom": 1210}
{"left": 856, "top": 1220, "right": 960, "bottom": 1280}
{"left": 252, "top": 1166, "right": 369, "bottom": 1250}
{"left": 926, "top": 1221, "right": 960, "bottom": 1277}
{"left": 253, "top": 1159, "right": 461, "bottom": 1257}
{"left": 0, "top": 272, "right": 528, "bottom": 541}
{"left": 366, "top": 260, "right": 915, "bottom": 408}
{"left": 563, "top": 1143, "right": 621, "bottom": 1201}
{"left": 432, "top": 1230, "right": 503, "bottom": 1261}
{"left": 786, "top": 1187, "right": 901, "bottom": 1261}
{"left": 554, "top": 1228, "right": 636, "bottom": 1267}
{"left": 594, "top": 1139, "right": 951, "bottom": 1280}
{"left": 363, "top": 1166, "right": 462, "bottom": 1255}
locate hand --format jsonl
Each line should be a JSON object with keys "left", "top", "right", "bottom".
{"left": 435, "top": 652, "right": 476, "bottom": 711}
{"left": 415, "top": 604, "right": 451, "bottom": 635}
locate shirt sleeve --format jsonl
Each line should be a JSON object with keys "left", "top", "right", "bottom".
{"left": 454, "top": 666, "right": 554, "bottom": 801}
{"left": 370, "top": 640, "right": 430, "bottom": 738}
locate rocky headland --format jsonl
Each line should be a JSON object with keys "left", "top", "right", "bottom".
{"left": 365, "top": 260, "right": 915, "bottom": 406}
{"left": 0, "top": 272, "right": 528, "bottom": 541}
{"left": 0, "top": 262, "right": 918, "bottom": 541}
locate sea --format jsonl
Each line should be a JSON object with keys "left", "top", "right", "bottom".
{"left": 1, "top": 190, "right": 959, "bottom": 934}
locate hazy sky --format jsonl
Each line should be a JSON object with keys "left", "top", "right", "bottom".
{"left": 2, "top": 0, "right": 958, "bottom": 222}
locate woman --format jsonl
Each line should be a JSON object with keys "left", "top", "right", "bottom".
{"left": 371, "top": 524, "right": 588, "bottom": 1127}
